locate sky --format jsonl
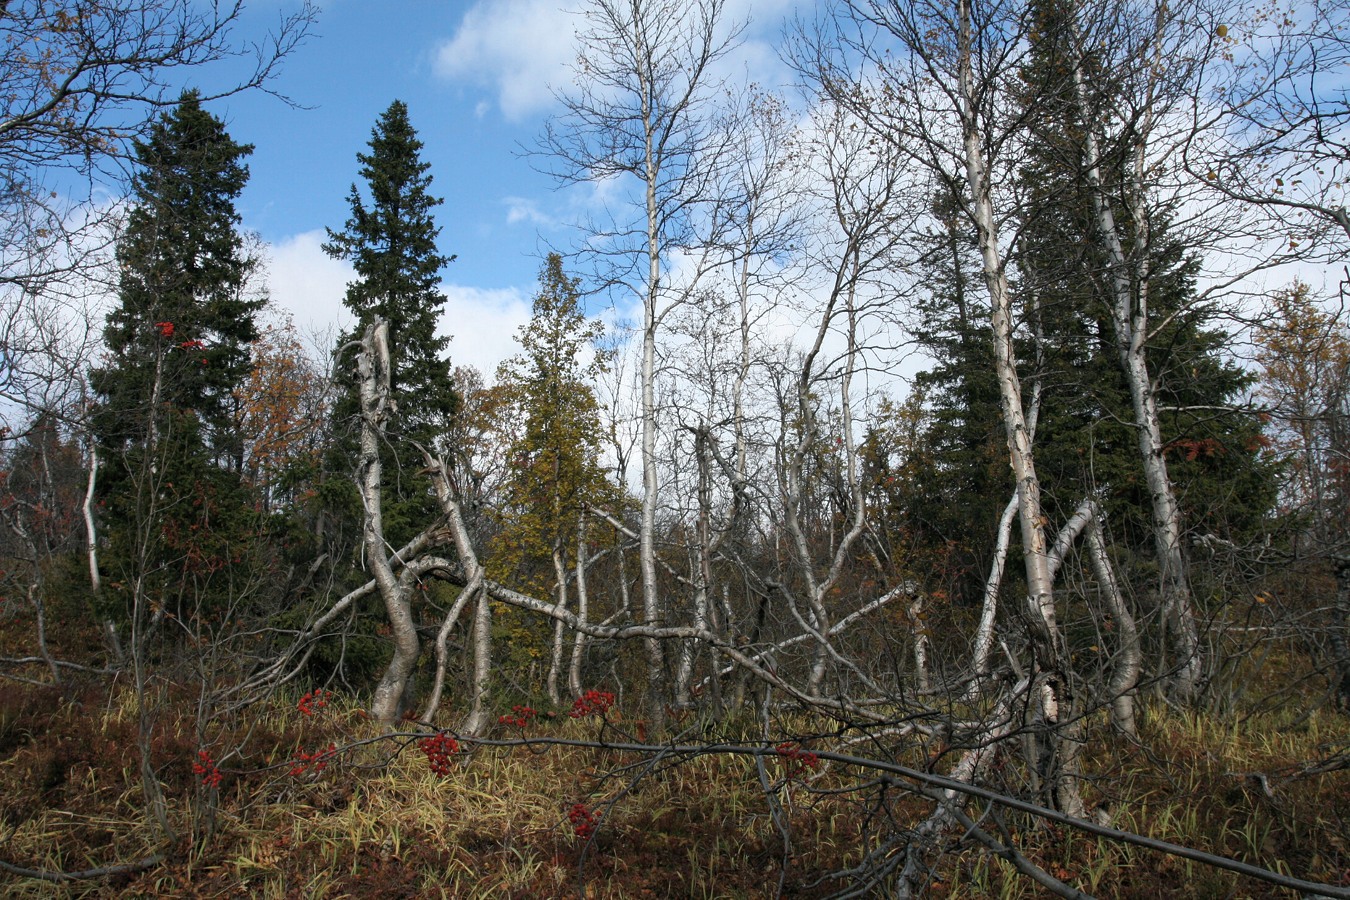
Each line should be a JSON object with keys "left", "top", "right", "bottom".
{"left": 205, "top": 0, "right": 802, "bottom": 376}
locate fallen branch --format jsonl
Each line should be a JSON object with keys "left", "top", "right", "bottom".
{"left": 406, "top": 733, "right": 1350, "bottom": 900}
{"left": 0, "top": 852, "right": 164, "bottom": 883}
{"left": 0, "top": 656, "right": 117, "bottom": 674}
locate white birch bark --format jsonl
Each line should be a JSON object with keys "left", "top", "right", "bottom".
{"left": 1048, "top": 498, "right": 1141, "bottom": 737}
{"left": 957, "top": 0, "right": 1058, "bottom": 667}
{"left": 568, "top": 512, "right": 591, "bottom": 699}
{"left": 546, "top": 541, "right": 569, "bottom": 706}
{"left": 674, "top": 428, "right": 714, "bottom": 705}
{"left": 1086, "top": 518, "right": 1140, "bottom": 737}
{"left": 81, "top": 436, "right": 124, "bottom": 665}
{"left": 640, "top": 115, "right": 665, "bottom": 728}
{"left": 356, "top": 322, "right": 423, "bottom": 725}
{"left": 956, "top": 0, "right": 1081, "bottom": 817}
{"left": 1070, "top": 38, "right": 1203, "bottom": 701}
{"left": 969, "top": 492, "right": 1019, "bottom": 692}
{"left": 420, "top": 445, "right": 494, "bottom": 735}
{"left": 897, "top": 678, "right": 1030, "bottom": 898}
{"left": 419, "top": 582, "right": 477, "bottom": 724}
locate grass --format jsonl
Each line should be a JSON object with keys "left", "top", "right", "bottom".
{"left": 0, "top": 670, "right": 1344, "bottom": 898}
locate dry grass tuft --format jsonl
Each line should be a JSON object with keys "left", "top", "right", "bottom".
{"left": 0, "top": 679, "right": 1344, "bottom": 898}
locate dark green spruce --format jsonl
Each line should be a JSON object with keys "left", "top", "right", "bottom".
{"left": 90, "top": 90, "right": 267, "bottom": 624}
{"left": 321, "top": 99, "right": 458, "bottom": 550}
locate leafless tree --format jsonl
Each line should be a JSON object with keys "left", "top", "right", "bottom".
{"left": 0, "top": 0, "right": 315, "bottom": 291}
{"left": 1065, "top": 0, "right": 1210, "bottom": 700}
{"left": 795, "top": 0, "right": 1094, "bottom": 834}
{"left": 541, "top": 0, "right": 745, "bottom": 730}
{"left": 1183, "top": 0, "right": 1350, "bottom": 250}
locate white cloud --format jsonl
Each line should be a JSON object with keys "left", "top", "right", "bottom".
{"left": 439, "top": 283, "right": 532, "bottom": 375}
{"left": 265, "top": 230, "right": 532, "bottom": 376}
{"left": 435, "top": 0, "right": 579, "bottom": 121}
{"left": 264, "top": 229, "right": 353, "bottom": 340}
{"left": 504, "top": 196, "right": 554, "bottom": 227}
{"left": 435, "top": 0, "right": 802, "bottom": 122}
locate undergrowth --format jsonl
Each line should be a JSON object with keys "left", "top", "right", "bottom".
{"left": 0, "top": 680, "right": 1344, "bottom": 898}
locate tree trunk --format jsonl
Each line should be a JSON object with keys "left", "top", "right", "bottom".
{"left": 568, "top": 512, "right": 590, "bottom": 699}
{"left": 1086, "top": 517, "right": 1140, "bottom": 737}
{"left": 1332, "top": 557, "right": 1350, "bottom": 712}
{"left": 1070, "top": 47, "right": 1203, "bottom": 702}
{"left": 463, "top": 589, "right": 493, "bottom": 735}
{"left": 641, "top": 100, "right": 667, "bottom": 733}
{"left": 420, "top": 445, "right": 495, "bottom": 735}
{"left": 969, "top": 492, "right": 1019, "bottom": 692}
{"left": 958, "top": 0, "right": 1080, "bottom": 816}
{"left": 420, "top": 580, "right": 478, "bottom": 723}
{"left": 356, "top": 321, "right": 421, "bottom": 725}
{"left": 546, "top": 541, "right": 569, "bottom": 706}
{"left": 1047, "top": 499, "right": 1140, "bottom": 738}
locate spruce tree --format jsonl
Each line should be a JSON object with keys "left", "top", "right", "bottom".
{"left": 907, "top": 186, "right": 1006, "bottom": 562}
{"left": 491, "top": 255, "right": 610, "bottom": 660}
{"left": 898, "top": 2, "right": 1277, "bottom": 608}
{"left": 92, "top": 90, "right": 260, "bottom": 467}
{"left": 89, "top": 91, "right": 265, "bottom": 623}
{"left": 1013, "top": 0, "right": 1276, "bottom": 551}
{"left": 324, "top": 100, "right": 457, "bottom": 452}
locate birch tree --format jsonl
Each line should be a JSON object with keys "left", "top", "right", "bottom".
{"left": 808, "top": 0, "right": 1086, "bottom": 818}
{"left": 0, "top": 0, "right": 314, "bottom": 294}
{"left": 542, "top": 0, "right": 743, "bottom": 729}
{"left": 1185, "top": 0, "right": 1350, "bottom": 252}
{"left": 1060, "top": 0, "right": 1209, "bottom": 700}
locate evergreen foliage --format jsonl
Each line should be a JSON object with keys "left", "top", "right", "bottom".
{"left": 92, "top": 90, "right": 260, "bottom": 469}
{"left": 892, "top": 0, "right": 1278, "bottom": 607}
{"left": 495, "top": 255, "right": 610, "bottom": 558}
{"left": 307, "top": 100, "right": 459, "bottom": 683}
{"left": 324, "top": 99, "right": 457, "bottom": 452}
{"left": 1014, "top": 0, "right": 1277, "bottom": 551}
{"left": 904, "top": 185, "right": 1005, "bottom": 574}
{"left": 88, "top": 91, "right": 269, "bottom": 623}
{"left": 321, "top": 100, "right": 457, "bottom": 554}
{"left": 489, "top": 254, "right": 613, "bottom": 674}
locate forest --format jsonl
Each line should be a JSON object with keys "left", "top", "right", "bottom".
{"left": 0, "top": 0, "right": 1348, "bottom": 896}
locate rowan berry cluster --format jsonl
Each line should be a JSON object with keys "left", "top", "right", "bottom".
{"left": 775, "top": 742, "right": 820, "bottom": 779}
{"left": 289, "top": 743, "right": 337, "bottom": 777}
{"left": 568, "top": 802, "right": 599, "bottom": 839}
{"left": 297, "top": 689, "right": 330, "bottom": 717}
{"left": 418, "top": 733, "right": 461, "bottom": 776}
{"left": 192, "top": 750, "right": 222, "bottom": 788}
{"left": 498, "top": 705, "right": 536, "bottom": 728}
{"left": 569, "top": 690, "right": 615, "bottom": 719}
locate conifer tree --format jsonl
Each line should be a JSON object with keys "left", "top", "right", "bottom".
{"left": 905, "top": 185, "right": 1006, "bottom": 592}
{"left": 900, "top": 1, "right": 1277, "bottom": 613}
{"left": 312, "top": 100, "right": 457, "bottom": 694}
{"left": 492, "top": 253, "right": 612, "bottom": 697}
{"left": 1013, "top": 0, "right": 1276, "bottom": 552}
{"left": 92, "top": 90, "right": 260, "bottom": 468}
{"left": 89, "top": 91, "right": 265, "bottom": 623}
{"left": 324, "top": 100, "right": 457, "bottom": 452}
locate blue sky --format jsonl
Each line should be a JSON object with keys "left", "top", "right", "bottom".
{"left": 202, "top": 0, "right": 800, "bottom": 374}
